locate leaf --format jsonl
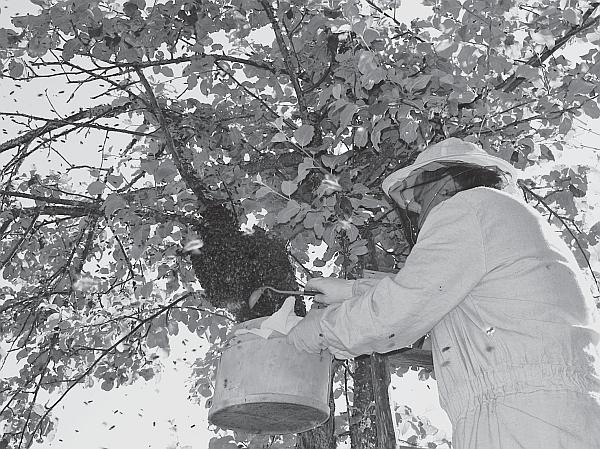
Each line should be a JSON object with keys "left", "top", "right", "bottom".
{"left": 62, "top": 38, "right": 81, "bottom": 61}
{"left": 349, "top": 240, "right": 369, "bottom": 256}
{"left": 357, "top": 50, "right": 385, "bottom": 89}
{"left": 87, "top": 181, "right": 106, "bottom": 196}
{"left": 103, "top": 193, "right": 127, "bottom": 217}
{"left": 338, "top": 103, "right": 358, "bottom": 136}
{"left": 456, "top": 45, "right": 478, "bottom": 73}
{"left": 569, "top": 184, "right": 586, "bottom": 198}
{"left": 167, "top": 321, "right": 179, "bottom": 335}
{"left": 515, "top": 65, "right": 539, "bottom": 81}
{"left": 582, "top": 100, "right": 600, "bottom": 119}
{"left": 363, "top": 28, "right": 379, "bottom": 45}
{"left": 8, "top": 60, "right": 23, "bottom": 78}
{"left": 32, "top": 404, "right": 45, "bottom": 416}
{"left": 435, "top": 39, "right": 457, "bottom": 58}
{"left": 540, "top": 144, "right": 555, "bottom": 161}
{"left": 154, "top": 161, "right": 177, "bottom": 182}
{"left": 106, "top": 174, "right": 124, "bottom": 188}
{"left": 255, "top": 186, "right": 271, "bottom": 198}
{"left": 358, "top": 50, "right": 377, "bottom": 75}
{"left": 320, "top": 174, "right": 343, "bottom": 193}
{"left": 566, "top": 79, "right": 595, "bottom": 102}
{"left": 406, "top": 75, "right": 431, "bottom": 93}
{"left": 398, "top": 118, "right": 418, "bottom": 143}
{"left": 559, "top": 116, "right": 572, "bottom": 135}
{"left": 276, "top": 200, "right": 301, "bottom": 223}
{"left": 332, "top": 83, "right": 342, "bottom": 99}
{"left": 281, "top": 180, "right": 298, "bottom": 196}
{"left": 296, "top": 158, "right": 314, "bottom": 183}
{"left": 371, "top": 117, "right": 391, "bottom": 151}
{"left": 563, "top": 8, "right": 580, "bottom": 25}
{"left": 123, "top": 2, "right": 139, "bottom": 17}
{"left": 456, "top": 90, "right": 476, "bottom": 104}
{"left": 161, "top": 66, "right": 174, "bottom": 77}
{"left": 444, "top": 0, "right": 462, "bottom": 18}
{"left": 354, "top": 126, "right": 368, "bottom": 147}
{"left": 187, "top": 74, "right": 198, "bottom": 90}
{"left": 101, "top": 379, "right": 114, "bottom": 391}
{"left": 293, "top": 125, "right": 314, "bottom": 147}
{"left": 271, "top": 132, "right": 287, "bottom": 143}
{"left": 530, "top": 29, "right": 554, "bottom": 46}
{"left": 147, "top": 328, "right": 169, "bottom": 350}
{"left": 248, "top": 435, "right": 270, "bottom": 449}
{"left": 208, "top": 436, "right": 238, "bottom": 449}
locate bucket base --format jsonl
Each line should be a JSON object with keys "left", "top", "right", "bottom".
{"left": 209, "top": 397, "right": 329, "bottom": 434}
{"left": 209, "top": 318, "right": 332, "bottom": 434}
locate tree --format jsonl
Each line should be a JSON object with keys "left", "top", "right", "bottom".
{"left": 0, "top": 0, "right": 599, "bottom": 448}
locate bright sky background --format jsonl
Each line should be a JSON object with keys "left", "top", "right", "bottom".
{"left": 0, "top": 1, "right": 599, "bottom": 448}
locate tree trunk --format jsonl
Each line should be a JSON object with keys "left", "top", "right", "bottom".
{"left": 351, "top": 357, "right": 378, "bottom": 448}
{"left": 371, "top": 353, "right": 396, "bottom": 449}
{"left": 347, "top": 233, "right": 397, "bottom": 449}
{"left": 350, "top": 355, "right": 396, "bottom": 449}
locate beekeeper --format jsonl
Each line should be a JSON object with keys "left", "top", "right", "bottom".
{"left": 288, "top": 137, "right": 600, "bottom": 448}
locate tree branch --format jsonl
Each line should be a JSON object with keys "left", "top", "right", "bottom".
{"left": 498, "top": 3, "right": 600, "bottom": 93}
{"left": 134, "top": 66, "right": 210, "bottom": 206}
{"left": 13, "top": 205, "right": 101, "bottom": 218}
{"left": 31, "top": 53, "right": 283, "bottom": 77}
{"left": 17, "top": 343, "right": 53, "bottom": 449}
{"left": 518, "top": 181, "right": 600, "bottom": 295}
{"left": 365, "top": 0, "right": 428, "bottom": 43}
{"left": 73, "top": 216, "right": 98, "bottom": 277}
{"left": 27, "top": 292, "right": 198, "bottom": 447}
{"left": 0, "top": 111, "right": 154, "bottom": 138}
{"left": 0, "top": 103, "right": 134, "bottom": 154}
{"left": 258, "top": 0, "right": 308, "bottom": 119}
{"left": 1, "top": 212, "right": 40, "bottom": 270}
{"left": 214, "top": 62, "right": 297, "bottom": 130}
{"left": 453, "top": 101, "right": 584, "bottom": 138}
{"left": 0, "top": 189, "right": 98, "bottom": 208}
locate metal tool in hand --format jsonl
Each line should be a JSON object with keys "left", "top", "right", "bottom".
{"left": 248, "top": 286, "right": 324, "bottom": 310}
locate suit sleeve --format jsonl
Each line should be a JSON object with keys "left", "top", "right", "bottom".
{"left": 319, "top": 199, "right": 487, "bottom": 359}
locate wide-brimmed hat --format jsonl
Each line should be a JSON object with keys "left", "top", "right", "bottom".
{"left": 381, "top": 137, "right": 519, "bottom": 195}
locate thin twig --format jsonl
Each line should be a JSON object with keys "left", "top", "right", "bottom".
{"left": 497, "top": 3, "right": 600, "bottom": 93}
{"left": 17, "top": 343, "right": 53, "bottom": 449}
{"left": 134, "top": 66, "right": 209, "bottom": 204}
{"left": 258, "top": 0, "right": 307, "bottom": 119}
{"left": 0, "top": 211, "right": 41, "bottom": 270}
{"left": 518, "top": 181, "right": 600, "bottom": 294}
{"left": 0, "top": 111, "right": 154, "bottom": 138}
{"left": 0, "top": 103, "right": 134, "bottom": 154}
{"left": 27, "top": 292, "right": 197, "bottom": 446}
{"left": 214, "top": 62, "right": 297, "bottom": 130}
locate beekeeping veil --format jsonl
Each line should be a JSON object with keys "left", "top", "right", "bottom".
{"left": 382, "top": 138, "right": 519, "bottom": 247}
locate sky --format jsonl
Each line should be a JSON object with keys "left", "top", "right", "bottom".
{"left": 0, "top": 1, "right": 599, "bottom": 448}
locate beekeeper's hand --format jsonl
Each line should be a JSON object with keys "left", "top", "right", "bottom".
{"left": 306, "top": 277, "right": 355, "bottom": 304}
{"left": 287, "top": 308, "right": 327, "bottom": 354}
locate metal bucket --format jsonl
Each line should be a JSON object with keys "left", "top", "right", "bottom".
{"left": 208, "top": 317, "right": 332, "bottom": 434}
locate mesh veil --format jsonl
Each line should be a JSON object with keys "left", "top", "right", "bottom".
{"left": 387, "top": 161, "right": 511, "bottom": 247}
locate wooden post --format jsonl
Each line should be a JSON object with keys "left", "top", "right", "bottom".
{"left": 371, "top": 353, "right": 397, "bottom": 449}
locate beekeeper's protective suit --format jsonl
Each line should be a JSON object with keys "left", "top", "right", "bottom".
{"left": 288, "top": 138, "right": 600, "bottom": 448}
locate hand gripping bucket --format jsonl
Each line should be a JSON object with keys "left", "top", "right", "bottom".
{"left": 208, "top": 317, "right": 333, "bottom": 434}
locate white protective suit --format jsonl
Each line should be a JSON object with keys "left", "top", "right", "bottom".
{"left": 318, "top": 187, "right": 600, "bottom": 449}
